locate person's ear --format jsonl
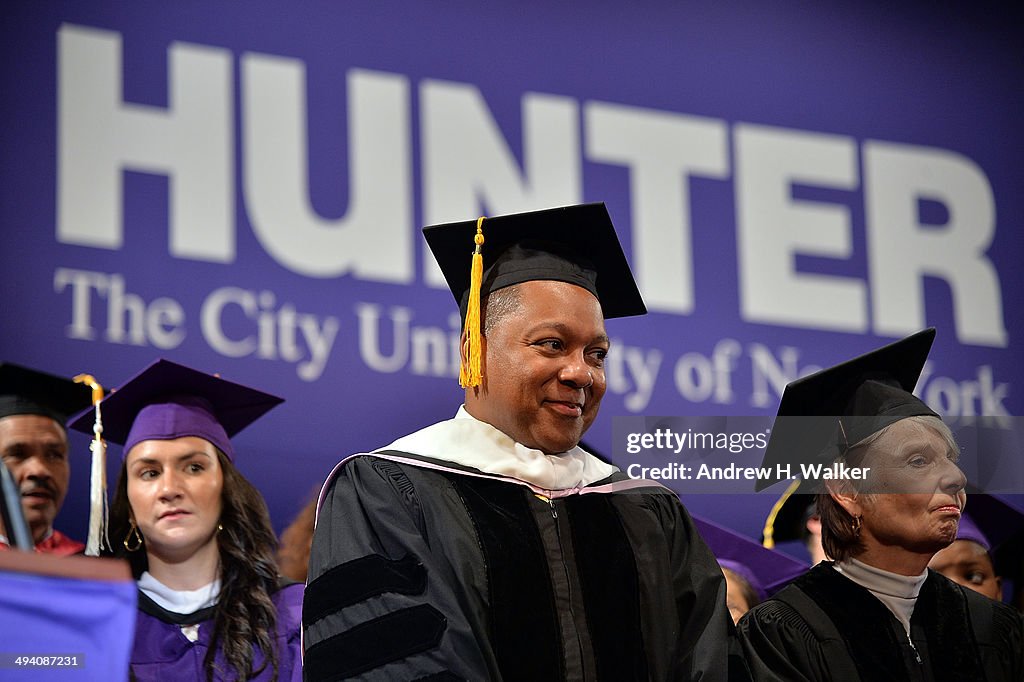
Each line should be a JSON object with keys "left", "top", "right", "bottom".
{"left": 459, "top": 328, "right": 470, "bottom": 366}
{"left": 826, "top": 479, "right": 863, "bottom": 519}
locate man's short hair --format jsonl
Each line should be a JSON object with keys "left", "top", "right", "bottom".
{"left": 482, "top": 285, "right": 523, "bottom": 336}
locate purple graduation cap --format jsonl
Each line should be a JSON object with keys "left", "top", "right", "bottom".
{"left": 69, "top": 359, "right": 282, "bottom": 461}
{"left": 959, "top": 491, "right": 1024, "bottom": 596}
{"left": 693, "top": 515, "right": 809, "bottom": 601}
{"left": 955, "top": 512, "right": 991, "bottom": 552}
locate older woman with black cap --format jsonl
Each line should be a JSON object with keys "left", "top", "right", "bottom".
{"left": 738, "top": 330, "right": 1023, "bottom": 681}
{"left": 71, "top": 359, "right": 301, "bottom": 682}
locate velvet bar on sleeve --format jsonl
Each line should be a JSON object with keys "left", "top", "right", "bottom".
{"left": 304, "top": 452, "right": 741, "bottom": 681}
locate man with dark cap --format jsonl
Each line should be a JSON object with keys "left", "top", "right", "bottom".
{"left": 737, "top": 330, "right": 1023, "bottom": 681}
{"left": 304, "top": 204, "right": 743, "bottom": 681}
{"left": 0, "top": 362, "right": 93, "bottom": 555}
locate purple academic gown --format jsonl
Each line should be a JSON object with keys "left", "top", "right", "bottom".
{"left": 129, "top": 582, "right": 303, "bottom": 681}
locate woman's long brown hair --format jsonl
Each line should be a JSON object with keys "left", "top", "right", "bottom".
{"left": 108, "top": 450, "right": 282, "bottom": 682}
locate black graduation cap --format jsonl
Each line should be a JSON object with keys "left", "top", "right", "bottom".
{"left": 425, "top": 203, "right": 648, "bottom": 388}
{"left": 69, "top": 359, "right": 282, "bottom": 461}
{"left": 0, "top": 362, "right": 94, "bottom": 426}
{"left": 755, "top": 329, "right": 938, "bottom": 492}
{"left": 761, "top": 480, "right": 817, "bottom": 548}
{"left": 423, "top": 202, "right": 647, "bottom": 322}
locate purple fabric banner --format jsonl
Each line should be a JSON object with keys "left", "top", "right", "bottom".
{"left": 1, "top": 3, "right": 1021, "bottom": 542}
{"left": 0, "top": 568, "right": 136, "bottom": 679}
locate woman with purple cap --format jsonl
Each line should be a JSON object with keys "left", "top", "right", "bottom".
{"left": 738, "top": 330, "right": 1023, "bottom": 681}
{"left": 927, "top": 512, "right": 1002, "bottom": 601}
{"left": 927, "top": 490, "right": 1024, "bottom": 606}
{"left": 71, "top": 359, "right": 301, "bottom": 682}
{"left": 692, "top": 514, "right": 808, "bottom": 625}
{"left": 719, "top": 560, "right": 765, "bottom": 624}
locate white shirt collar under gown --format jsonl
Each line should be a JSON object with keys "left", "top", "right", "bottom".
{"left": 138, "top": 571, "right": 222, "bottom": 643}
{"left": 834, "top": 558, "right": 927, "bottom": 636}
{"left": 138, "top": 571, "right": 221, "bottom": 615}
{"left": 381, "top": 406, "right": 619, "bottom": 491}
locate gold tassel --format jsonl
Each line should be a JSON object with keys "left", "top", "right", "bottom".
{"left": 74, "top": 374, "right": 107, "bottom": 556}
{"left": 459, "top": 217, "right": 486, "bottom": 388}
{"left": 761, "top": 478, "right": 802, "bottom": 549}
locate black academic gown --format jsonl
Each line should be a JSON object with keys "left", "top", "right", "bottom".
{"left": 737, "top": 562, "right": 1024, "bottom": 682}
{"left": 303, "top": 451, "right": 743, "bottom": 681}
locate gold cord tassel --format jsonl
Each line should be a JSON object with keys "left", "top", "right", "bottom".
{"left": 459, "top": 217, "right": 486, "bottom": 388}
{"left": 74, "top": 374, "right": 107, "bottom": 556}
{"left": 761, "top": 478, "right": 801, "bottom": 549}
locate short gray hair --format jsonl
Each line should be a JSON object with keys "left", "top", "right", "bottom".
{"left": 818, "top": 415, "right": 958, "bottom": 562}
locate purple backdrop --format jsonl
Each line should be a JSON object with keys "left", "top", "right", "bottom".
{"left": 2, "top": 2, "right": 1021, "bottom": 556}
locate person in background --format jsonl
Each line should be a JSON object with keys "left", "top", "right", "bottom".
{"left": 721, "top": 561, "right": 763, "bottom": 624}
{"left": 304, "top": 204, "right": 743, "bottom": 681}
{"left": 927, "top": 512, "right": 1002, "bottom": 601}
{"left": 739, "top": 329, "right": 1023, "bottom": 681}
{"left": 693, "top": 514, "right": 808, "bottom": 625}
{"left": 72, "top": 359, "right": 302, "bottom": 682}
{"left": 276, "top": 491, "right": 317, "bottom": 583}
{"left": 0, "top": 362, "right": 93, "bottom": 554}
{"left": 928, "top": 491, "right": 1024, "bottom": 606}
{"left": 761, "top": 484, "right": 827, "bottom": 565}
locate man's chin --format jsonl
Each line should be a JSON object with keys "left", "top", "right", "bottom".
{"left": 535, "top": 433, "right": 583, "bottom": 456}
{"left": 22, "top": 508, "right": 54, "bottom": 529}
{"left": 25, "top": 521, "right": 54, "bottom": 544}
{"left": 517, "top": 417, "right": 587, "bottom": 455}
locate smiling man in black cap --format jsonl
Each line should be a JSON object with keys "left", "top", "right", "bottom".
{"left": 0, "top": 362, "right": 93, "bottom": 554}
{"left": 304, "top": 203, "right": 741, "bottom": 681}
